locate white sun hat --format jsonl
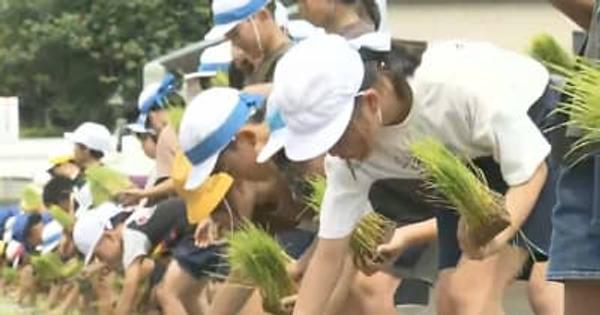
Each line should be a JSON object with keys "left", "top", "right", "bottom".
{"left": 72, "top": 202, "right": 121, "bottom": 265}
{"left": 185, "top": 41, "right": 233, "bottom": 80}
{"left": 257, "top": 33, "right": 364, "bottom": 162}
{"left": 179, "top": 87, "right": 264, "bottom": 190}
{"left": 205, "top": 0, "right": 270, "bottom": 41}
{"left": 64, "top": 122, "right": 113, "bottom": 156}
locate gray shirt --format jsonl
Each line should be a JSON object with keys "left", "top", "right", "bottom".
{"left": 584, "top": 0, "right": 600, "bottom": 58}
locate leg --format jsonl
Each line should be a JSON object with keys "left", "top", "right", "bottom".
{"left": 527, "top": 262, "right": 564, "bottom": 315}
{"left": 347, "top": 271, "right": 401, "bottom": 315}
{"left": 156, "top": 261, "right": 205, "bottom": 315}
{"left": 563, "top": 281, "right": 600, "bottom": 315}
{"left": 209, "top": 272, "right": 257, "bottom": 315}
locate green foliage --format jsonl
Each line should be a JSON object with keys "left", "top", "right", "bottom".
{"left": 227, "top": 221, "right": 296, "bottom": 314}
{"left": 528, "top": 33, "right": 574, "bottom": 72}
{"left": 85, "top": 164, "right": 132, "bottom": 206}
{"left": 550, "top": 57, "right": 600, "bottom": 158}
{"left": 49, "top": 205, "right": 75, "bottom": 230}
{"left": 410, "top": 138, "right": 510, "bottom": 246}
{"left": 0, "top": 0, "right": 211, "bottom": 133}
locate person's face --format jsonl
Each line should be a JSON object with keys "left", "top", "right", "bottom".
{"left": 329, "top": 90, "right": 381, "bottom": 161}
{"left": 148, "top": 110, "right": 167, "bottom": 133}
{"left": 73, "top": 144, "right": 91, "bottom": 166}
{"left": 227, "top": 16, "right": 264, "bottom": 60}
{"left": 139, "top": 134, "right": 157, "bottom": 159}
{"left": 219, "top": 124, "right": 275, "bottom": 182}
{"left": 94, "top": 231, "right": 123, "bottom": 270}
{"left": 298, "top": 0, "right": 335, "bottom": 28}
{"left": 26, "top": 222, "right": 44, "bottom": 248}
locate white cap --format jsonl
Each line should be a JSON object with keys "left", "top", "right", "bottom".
{"left": 72, "top": 202, "right": 121, "bottom": 265}
{"left": 3, "top": 216, "right": 16, "bottom": 243}
{"left": 185, "top": 41, "right": 233, "bottom": 80}
{"left": 376, "top": 0, "right": 388, "bottom": 33}
{"left": 179, "top": 87, "right": 264, "bottom": 190}
{"left": 257, "top": 34, "right": 364, "bottom": 162}
{"left": 39, "top": 220, "right": 63, "bottom": 254}
{"left": 64, "top": 122, "right": 113, "bottom": 156}
{"left": 205, "top": 0, "right": 269, "bottom": 40}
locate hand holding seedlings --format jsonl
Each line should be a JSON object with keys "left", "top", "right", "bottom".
{"left": 193, "top": 217, "right": 220, "bottom": 247}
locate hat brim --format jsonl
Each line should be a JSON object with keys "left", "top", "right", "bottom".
{"left": 184, "top": 71, "right": 217, "bottom": 81}
{"left": 126, "top": 123, "right": 153, "bottom": 135}
{"left": 257, "top": 128, "right": 288, "bottom": 163}
{"left": 64, "top": 132, "right": 84, "bottom": 145}
{"left": 184, "top": 153, "right": 221, "bottom": 190}
{"left": 204, "top": 20, "right": 242, "bottom": 41}
{"left": 83, "top": 231, "right": 103, "bottom": 266}
{"left": 284, "top": 101, "right": 354, "bottom": 162}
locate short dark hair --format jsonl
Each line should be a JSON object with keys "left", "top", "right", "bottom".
{"left": 24, "top": 213, "right": 42, "bottom": 240}
{"left": 43, "top": 176, "right": 74, "bottom": 207}
{"left": 90, "top": 149, "right": 104, "bottom": 160}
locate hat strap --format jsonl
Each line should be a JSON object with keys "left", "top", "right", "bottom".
{"left": 213, "top": 0, "right": 268, "bottom": 25}
{"left": 184, "top": 93, "right": 265, "bottom": 165}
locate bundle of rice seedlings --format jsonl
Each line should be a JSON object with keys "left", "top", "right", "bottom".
{"left": 48, "top": 205, "right": 75, "bottom": 230}
{"left": 227, "top": 221, "right": 296, "bottom": 314}
{"left": 30, "top": 253, "right": 63, "bottom": 283}
{"left": 85, "top": 164, "right": 133, "bottom": 206}
{"left": 167, "top": 106, "right": 185, "bottom": 133}
{"left": 528, "top": 33, "right": 574, "bottom": 72}
{"left": 304, "top": 175, "right": 394, "bottom": 267}
{"left": 211, "top": 71, "right": 230, "bottom": 87}
{"left": 550, "top": 57, "right": 600, "bottom": 157}
{"left": 59, "top": 258, "right": 83, "bottom": 279}
{"left": 410, "top": 138, "right": 510, "bottom": 247}
{"left": 1, "top": 267, "right": 18, "bottom": 284}
{"left": 20, "top": 184, "right": 43, "bottom": 212}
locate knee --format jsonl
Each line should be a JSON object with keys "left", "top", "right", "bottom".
{"left": 156, "top": 283, "right": 177, "bottom": 305}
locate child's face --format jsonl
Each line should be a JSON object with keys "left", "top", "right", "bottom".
{"left": 226, "top": 14, "right": 267, "bottom": 59}
{"left": 94, "top": 231, "right": 123, "bottom": 270}
{"left": 219, "top": 124, "right": 274, "bottom": 182}
{"left": 298, "top": 0, "right": 335, "bottom": 28}
{"left": 73, "top": 144, "right": 92, "bottom": 166}
{"left": 26, "top": 222, "right": 44, "bottom": 248}
{"left": 329, "top": 90, "right": 381, "bottom": 161}
{"left": 140, "top": 134, "right": 157, "bottom": 159}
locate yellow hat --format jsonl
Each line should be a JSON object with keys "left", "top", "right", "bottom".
{"left": 49, "top": 154, "right": 74, "bottom": 166}
{"left": 172, "top": 152, "right": 234, "bottom": 224}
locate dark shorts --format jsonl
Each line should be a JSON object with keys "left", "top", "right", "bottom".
{"left": 275, "top": 228, "right": 315, "bottom": 260}
{"left": 548, "top": 154, "right": 600, "bottom": 281}
{"left": 437, "top": 79, "right": 561, "bottom": 272}
{"left": 173, "top": 237, "right": 228, "bottom": 280}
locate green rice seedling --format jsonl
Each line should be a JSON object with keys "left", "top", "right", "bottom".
{"left": 304, "top": 175, "right": 395, "bottom": 268}
{"left": 49, "top": 205, "right": 75, "bottom": 230}
{"left": 227, "top": 221, "right": 296, "bottom": 314}
{"left": 59, "top": 258, "right": 83, "bottom": 279}
{"left": 528, "top": 33, "right": 574, "bottom": 72}
{"left": 2, "top": 267, "right": 18, "bottom": 284}
{"left": 167, "top": 106, "right": 185, "bottom": 134}
{"left": 550, "top": 57, "right": 600, "bottom": 158}
{"left": 410, "top": 138, "right": 510, "bottom": 247}
{"left": 20, "top": 184, "right": 43, "bottom": 212}
{"left": 85, "top": 164, "right": 133, "bottom": 206}
{"left": 30, "top": 253, "right": 63, "bottom": 283}
{"left": 211, "top": 71, "right": 230, "bottom": 87}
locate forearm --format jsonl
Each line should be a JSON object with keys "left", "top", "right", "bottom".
{"left": 143, "top": 178, "right": 174, "bottom": 199}
{"left": 499, "top": 163, "right": 548, "bottom": 243}
{"left": 550, "top": 0, "right": 594, "bottom": 29}
{"left": 397, "top": 218, "right": 437, "bottom": 246}
{"left": 209, "top": 273, "right": 255, "bottom": 315}
{"left": 293, "top": 237, "right": 350, "bottom": 315}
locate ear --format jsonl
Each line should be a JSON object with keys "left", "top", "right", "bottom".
{"left": 256, "top": 8, "right": 272, "bottom": 22}
{"left": 235, "top": 127, "right": 258, "bottom": 147}
{"left": 359, "top": 88, "right": 380, "bottom": 116}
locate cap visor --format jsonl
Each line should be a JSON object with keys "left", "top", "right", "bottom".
{"left": 84, "top": 232, "right": 103, "bottom": 266}
{"left": 64, "top": 132, "right": 84, "bottom": 144}
{"left": 285, "top": 102, "right": 354, "bottom": 161}
{"left": 204, "top": 21, "right": 241, "bottom": 41}
{"left": 126, "top": 123, "right": 152, "bottom": 134}
{"left": 184, "top": 71, "right": 217, "bottom": 81}
{"left": 257, "top": 128, "right": 288, "bottom": 163}
{"left": 184, "top": 153, "right": 220, "bottom": 190}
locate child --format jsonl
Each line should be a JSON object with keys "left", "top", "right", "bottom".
{"left": 121, "top": 74, "right": 182, "bottom": 206}
{"left": 64, "top": 121, "right": 114, "bottom": 215}
{"left": 257, "top": 34, "right": 562, "bottom": 315}
{"left": 206, "top": 0, "right": 292, "bottom": 85}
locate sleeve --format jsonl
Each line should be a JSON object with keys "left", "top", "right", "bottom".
{"left": 318, "top": 156, "right": 373, "bottom": 239}
{"left": 155, "top": 127, "right": 178, "bottom": 179}
{"left": 469, "top": 99, "right": 550, "bottom": 186}
{"left": 121, "top": 228, "right": 151, "bottom": 269}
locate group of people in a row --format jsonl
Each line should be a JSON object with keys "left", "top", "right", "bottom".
{"left": 2, "top": 0, "right": 600, "bottom": 315}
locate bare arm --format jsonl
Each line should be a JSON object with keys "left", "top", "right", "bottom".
{"left": 550, "top": 0, "right": 595, "bottom": 29}
{"left": 293, "top": 236, "right": 351, "bottom": 315}
{"left": 114, "top": 258, "right": 153, "bottom": 315}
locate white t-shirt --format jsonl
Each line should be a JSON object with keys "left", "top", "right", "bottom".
{"left": 319, "top": 40, "right": 551, "bottom": 239}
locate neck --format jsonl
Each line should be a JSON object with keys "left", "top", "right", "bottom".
{"left": 328, "top": 5, "right": 362, "bottom": 34}
{"left": 81, "top": 159, "right": 100, "bottom": 170}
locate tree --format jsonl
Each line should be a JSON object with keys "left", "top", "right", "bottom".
{"left": 0, "top": 0, "right": 211, "bottom": 135}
